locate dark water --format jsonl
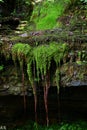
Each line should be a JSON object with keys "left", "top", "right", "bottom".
{"left": 0, "top": 86, "right": 87, "bottom": 128}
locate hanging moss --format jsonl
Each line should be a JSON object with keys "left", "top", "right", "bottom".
{"left": 33, "top": 42, "right": 68, "bottom": 74}
{"left": 27, "top": 57, "right": 33, "bottom": 84}
{"left": 33, "top": 44, "right": 51, "bottom": 78}
{"left": 27, "top": 42, "right": 69, "bottom": 91}
{"left": 12, "top": 43, "right": 31, "bottom": 67}
{"left": 12, "top": 42, "right": 69, "bottom": 92}
{"left": 11, "top": 42, "right": 69, "bottom": 123}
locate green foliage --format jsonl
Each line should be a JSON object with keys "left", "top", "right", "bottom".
{"left": 76, "top": 50, "right": 87, "bottom": 65}
{"left": 10, "top": 120, "right": 87, "bottom": 130}
{"left": 30, "top": 42, "right": 67, "bottom": 86}
{"left": 0, "top": 65, "right": 4, "bottom": 71}
{"left": 78, "top": 51, "right": 82, "bottom": 60}
{"left": 12, "top": 43, "right": 31, "bottom": 67}
{"left": 32, "top": 42, "right": 68, "bottom": 82}
{"left": 30, "top": 0, "right": 70, "bottom": 30}
{"left": 31, "top": 0, "right": 86, "bottom": 30}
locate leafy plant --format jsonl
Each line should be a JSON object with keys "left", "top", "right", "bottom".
{"left": 10, "top": 120, "right": 87, "bottom": 130}
{"left": 0, "top": 65, "right": 4, "bottom": 71}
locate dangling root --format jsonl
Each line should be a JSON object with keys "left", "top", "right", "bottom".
{"left": 44, "top": 72, "right": 50, "bottom": 126}
{"left": 44, "top": 85, "right": 49, "bottom": 126}
{"left": 22, "top": 70, "right": 26, "bottom": 115}
{"left": 33, "top": 84, "right": 37, "bottom": 122}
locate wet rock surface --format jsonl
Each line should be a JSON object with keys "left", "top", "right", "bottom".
{"left": 0, "top": 61, "right": 87, "bottom": 96}
{"left": 61, "top": 62, "right": 87, "bottom": 87}
{"left": 0, "top": 65, "right": 33, "bottom": 96}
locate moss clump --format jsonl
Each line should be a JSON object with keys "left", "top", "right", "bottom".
{"left": 29, "top": 0, "right": 70, "bottom": 30}
{"left": 33, "top": 42, "right": 68, "bottom": 77}
{"left": 27, "top": 42, "right": 69, "bottom": 93}
{"left": 12, "top": 43, "right": 31, "bottom": 67}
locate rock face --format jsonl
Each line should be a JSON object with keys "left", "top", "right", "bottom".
{"left": 0, "top": 65, "right": 33, "bottom": 96}
{"left": 61, "top": 63, "right": 87, "bottom": 87}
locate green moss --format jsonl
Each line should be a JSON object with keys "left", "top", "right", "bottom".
{"left": 30, "top": 0, "right": 70, "bottom": 30}
{"left": 12, "top": 43, "right": 31, "bottom": 67}
{"left": 33, "top": 42, "right": 68, "bottom": 76}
